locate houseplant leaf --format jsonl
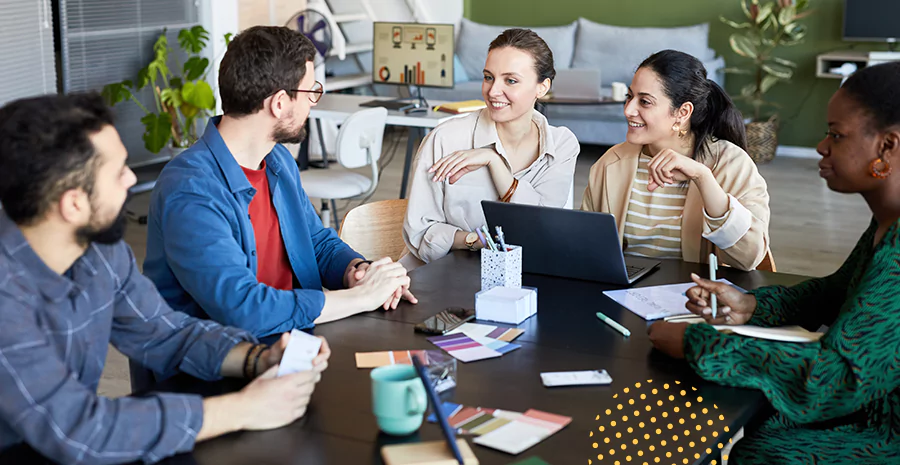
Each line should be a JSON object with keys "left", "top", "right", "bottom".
{"left": 740, "top": 83, "right": 758, "bottom": 98}
{"left": 160, "top": 88, "right": 183, "bottom": 109}
{"left": 772, "top": 56, "right": 797, "bottom": 68}
{"left": 724, "top": 67, "right": 753, "bottom": 75}
{"left": 101, "top": 81, "right": 133, "bottom": 106}
{"left": 178, "top": 26, "right": 210, "bottom": 54}
{"left": 224, "top": 32, "right": 233, "bottom": 46}
{"left": 182, "top": 81, "right": 216, "bottom": 110}
{"left": 136, "top": 68, "right": 151, "bottom": 89}
{"left": 140, "top": 113, "right": 172, "bottom": 154}
{"left": 729, "top": 34, "right": 758, "bottom": 58}
{"left": 762, "top": 62, "right": 794, "bottom": 79}
{"left": 760, "top": 75, "right": 780, "bottom": 93}
{"left": 183, "top": 57, "right": 209, "bottom": 81}
{"left": 720, "top": 17, "right": 752, "bottom": 29}
{"left": 756, "top": 2, "right": 774, "bottom": 24}
{"left": 777, "top": 6, "right": 796, "bottom": 26}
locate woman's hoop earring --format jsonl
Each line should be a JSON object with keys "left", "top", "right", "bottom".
{"left": 870, "top": 158, "right": 892, "bottom": 179}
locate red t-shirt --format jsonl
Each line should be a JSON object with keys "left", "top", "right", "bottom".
{"left": 242, "top": 161, "right": 294, "bottom": 290}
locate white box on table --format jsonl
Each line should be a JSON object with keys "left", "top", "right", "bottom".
{"left": 475, "top": 285, "right": 537, "bottom": 325}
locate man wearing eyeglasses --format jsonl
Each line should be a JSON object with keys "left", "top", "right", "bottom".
{"left": 144, "top": 26, "right": 417, "bottom": 345}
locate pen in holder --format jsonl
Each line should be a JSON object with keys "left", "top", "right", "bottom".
{"left": 480, "top": 244, "right": 522, "bottom": 291}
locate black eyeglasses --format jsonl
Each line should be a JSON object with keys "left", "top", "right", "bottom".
{"left": 284, "top": 81, "right": 324, "bottom": 103}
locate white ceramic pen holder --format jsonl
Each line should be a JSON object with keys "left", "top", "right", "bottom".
{"left": 480, "top": 244, "right": 522, "bottom": 291}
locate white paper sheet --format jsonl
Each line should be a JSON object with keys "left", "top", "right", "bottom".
{"left": 603, "top": 279, "right": 744, "bottom": 320}
{"left": 276, "top": 329, "right": 322, "bottom": 377}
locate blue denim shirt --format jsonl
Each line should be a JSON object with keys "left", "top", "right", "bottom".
{"left": 0, "top": 210, "right": 254, "bottom": 464}
{"left": 144, "top": 117, "right": 364, "bottom": 337}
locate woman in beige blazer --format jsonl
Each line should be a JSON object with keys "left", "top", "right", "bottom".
{"left": 402, "top": 29, "right": 580, "bottom": 268}
{"left": 582, "top": 50, "right": 770, "bottom": 271}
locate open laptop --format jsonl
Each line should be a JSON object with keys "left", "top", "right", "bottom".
{"left": 481, "top": 201, "right": 660, "bottom": 285}
{"left": 550, "top": 69, "right": 602, "bottom": 100}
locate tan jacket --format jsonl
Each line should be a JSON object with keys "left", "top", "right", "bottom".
{"left": 403, "top": 109, "right": 580, "bottom": 267}
{"left": 581, "top": 140, "right": 770, "bottom": 271}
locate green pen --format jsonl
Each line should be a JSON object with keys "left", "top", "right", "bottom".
{"left": 595, "top": 311, "right": 631, "bottom": 337}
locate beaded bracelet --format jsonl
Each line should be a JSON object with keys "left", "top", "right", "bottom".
{"left": 243, "top": 343, "right": 266, "bottom": 379}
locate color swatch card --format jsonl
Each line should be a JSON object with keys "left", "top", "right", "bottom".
{"left": 474, "top": 409, "right": 572, "bottom": 455}
{"left": 355, "top": 350, "right": 429, "bottom": 368}
{"left": 277, "top": 329, "right": 322, "bottom": 377}
{"left": 426, "top": 333, "right": 520, "bottom": 363}
{"left": 427, "top": 403, "right": 571, "bottom": 454}
{"left": 448, "top": 323, "right": 525, "bottom": 342}
{"left": 603, "top": 279, "right": 744, "bottom": 320}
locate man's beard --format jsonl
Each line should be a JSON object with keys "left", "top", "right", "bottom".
{"left": 272, "top": 118, "right": 307, "bottom": 145}
{"left": 75, "top": 205, "right": 128, "bottom": 247}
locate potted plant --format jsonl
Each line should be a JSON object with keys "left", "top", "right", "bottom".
{"left": 102, "top": 26, "right": 231, "bottom": 155}
{"left": 721, "top": 0, "right": 812, "bottom": 163}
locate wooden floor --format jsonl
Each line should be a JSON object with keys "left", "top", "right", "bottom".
{"left": 103, "top": 138, "right": 869, "bottom": 398}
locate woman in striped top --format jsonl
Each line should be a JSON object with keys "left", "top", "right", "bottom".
{"left": 582, "top": 50, "right": 770, "bottom": 271}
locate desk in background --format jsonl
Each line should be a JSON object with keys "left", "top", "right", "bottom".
{"left": 309, "top": 94, "right": 463, "bottom": 199}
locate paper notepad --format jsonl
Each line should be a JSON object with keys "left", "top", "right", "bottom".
{"left": 603, "top": 279, "right": 745, "bottom": 320}
{"left": 276, "top": 329, "right": 322, "bottom": 377}
{"left": 432, "top": 100, "right": 487, "bottom": 114}
{"left": 540, "top": 370, "right": 612, "bottom": 387}
{"left": 665, "top": 317, "right": 825, "bottom": 343}
{"left": 381, "top": 439, "right": 479, "bottom": 465}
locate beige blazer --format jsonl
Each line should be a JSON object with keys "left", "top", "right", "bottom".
{"left": 581, "top": 140, "right": 770, "bottom": 271}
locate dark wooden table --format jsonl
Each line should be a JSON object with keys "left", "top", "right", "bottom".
{"left": 0, "top": 252, "right": 810, "bottom": 465}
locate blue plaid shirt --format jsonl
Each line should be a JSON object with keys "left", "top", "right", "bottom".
{"left": 0, "top": 210, "right": 254, "bottom": 464}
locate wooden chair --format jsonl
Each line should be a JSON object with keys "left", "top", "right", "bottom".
{"left": 339, "top": 199, "right": 409, "bottom": 262}
{"left": 758, "top": 249, "right": 777, "bottom": 272}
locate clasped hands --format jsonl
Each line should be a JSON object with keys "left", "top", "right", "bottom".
{"left": 648, "top": 273, "right": 759, "bottom": 359}
{"left": 345, "top": 257, "right": 418, "bottom": 310}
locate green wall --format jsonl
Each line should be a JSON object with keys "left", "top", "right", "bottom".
{"left": 464, "top": 0, "right": 890, "bottom": 148}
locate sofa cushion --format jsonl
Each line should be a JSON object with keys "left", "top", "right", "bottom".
{"left": 456, "top": 18, "right": 578, "bottom": 80}
{"left": 572, "top": 18, "right": 713, "bottom": 85}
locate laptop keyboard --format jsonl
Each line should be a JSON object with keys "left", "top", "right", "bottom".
{"left": 626, "top": 265, "right": 645, "bottom": 279}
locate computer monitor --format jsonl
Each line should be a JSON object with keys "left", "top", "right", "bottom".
{"left": 372, "top": 22, "right": 455, "bottom": 89}
{"left": 843, "top": 0, "right": 900, "bottom": 45}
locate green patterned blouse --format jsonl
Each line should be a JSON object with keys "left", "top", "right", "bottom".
{"left": 683, "top": 218, "right": 900, "bottom": 464}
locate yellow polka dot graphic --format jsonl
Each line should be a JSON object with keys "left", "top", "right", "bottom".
{"left": 588, "top": 380, "right": 732, "bottom": 464}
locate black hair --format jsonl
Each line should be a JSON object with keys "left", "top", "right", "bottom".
{"left": 0, "top": 92, "right": 112, "bottom": 225}
{"left": 218, "top": 26, "right": 318, "bottom": 116}
{"left": 639, "top": 50, "right": 747, "bottom": 163}
{"left": 841, "top": 61, "right": 900, "bottom": 132}
{"left": 489, "top": 28, "right": 556, "bottom": 84}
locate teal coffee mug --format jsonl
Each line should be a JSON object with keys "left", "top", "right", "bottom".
{"left": 370, "top": 364, "right": 427, "bottom": 435}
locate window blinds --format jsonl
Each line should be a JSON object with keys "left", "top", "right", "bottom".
{"left": 59, "top": 0, "right": 200, "bottom": 165}
{"left": 0, "top": 0, "right": 58, "bottom": 106}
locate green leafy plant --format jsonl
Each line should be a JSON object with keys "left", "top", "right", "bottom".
{"left": 102, "top": 26, "right": 233, "bottom": 153}
{"left": 721, "top": 0, "right": 812, "bottom": 121}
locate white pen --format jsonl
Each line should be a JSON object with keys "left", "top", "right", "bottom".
{"left": 709, "top": 253, "right": 718, "bottom": 319}
{"left": 495, "top": 226, "right": 508, "bottom": 252}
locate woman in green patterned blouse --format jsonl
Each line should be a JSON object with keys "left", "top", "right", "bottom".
{"left": 647, "top": 61, "right": 900, "bottom": 464}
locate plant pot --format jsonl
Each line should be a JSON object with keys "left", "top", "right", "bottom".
{"left": 167, "top": 145, "right": 188, "bottom": 159}
{"left": 745, "top": 119, "right": 778, "bottom": 164}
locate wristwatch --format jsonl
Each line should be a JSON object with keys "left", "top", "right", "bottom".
{"left": 465, "top": 231, "right": 480, "bottom": 251}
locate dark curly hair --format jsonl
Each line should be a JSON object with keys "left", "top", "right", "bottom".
{"left": 218, "top": 26, "right": 318, "bottom": 116}
{"left": 841, "top": 61, "right": 900, "bottom": 132}
{"left": 0, "top": 92, "right": 111, "bottom": 225}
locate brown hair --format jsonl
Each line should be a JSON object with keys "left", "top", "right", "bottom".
{"left": 488, "top": 28, "right": 556, "bottom": 83}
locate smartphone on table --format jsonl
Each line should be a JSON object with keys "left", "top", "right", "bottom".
{"left": 414, "top": 307, "right": 476, "bottom": 335}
